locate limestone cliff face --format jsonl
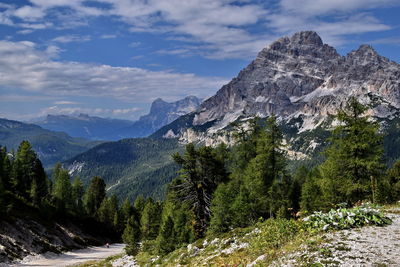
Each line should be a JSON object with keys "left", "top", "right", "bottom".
{"left": 120, "top": 96, "right": 202, "bottom": 138}
{"left": 155, "top": 31, "right": 400, "bottom": 142}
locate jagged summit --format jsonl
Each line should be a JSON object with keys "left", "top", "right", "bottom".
{"left": 155, "top": 31, "right": 400, "bottom": 146}
{"left": 290, "top": 31, "right": 324, "bottom": 46}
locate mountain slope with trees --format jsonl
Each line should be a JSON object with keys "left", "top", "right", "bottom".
{"left": 64, "top": 138, "right": 183, "bottom": 201}
{"left": 0, "top": 141, "right": 123, "bottom": 263}
{"left": 0, "top": 118, "right": 100, "bottom": 168}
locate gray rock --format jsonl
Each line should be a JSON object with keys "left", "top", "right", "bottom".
{"left": 159, "top": 31, "right": 400, "bottom": 143}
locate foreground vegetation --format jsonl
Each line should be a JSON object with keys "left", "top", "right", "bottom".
{"left": 119, "top": 98, "right": 400, "bottom": 265}
{"left": 125, "top": 205, "right": 390, "bottom": 266}
{"left": 2, "top": 97, "right": 400, "bottom": 265}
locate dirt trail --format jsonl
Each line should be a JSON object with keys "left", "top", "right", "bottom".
{"left": 7, "top": 243, "right": 125, "bottom": 267}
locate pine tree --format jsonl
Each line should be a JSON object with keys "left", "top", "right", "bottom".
{"left": 268, "top": 175, "right": 293, "bottom": 218}
{"left": 242, "top": 115, "right": 287, "bottom": 218}
{"left": 230, "top": 117, "right": 262, "bottom": 177}
{"left": 208, "top": 182, "right": 237, "bottom": 233}
{"left": 320, "top": 97, "right": 384, "bottom": 205}
{"left": 140, "top": 198, "right": 161, "bottom": 240}
{"left": 0, "top": 165, "right": 5, "bottom": 218}
{"left": 123, "top": 215, "right": 141, "bottom": 256}
{"left": 172, "top": 144, "right": 228, "bottom": 238}
{"left": 52, "top": 166, "right": 73, "bottom": 213}
{"left": 300, "top": 169, "right": 325, "bottom": 213}
{"left": 378, "top": 160, "right": 400, "bottom": 203}
{"left": 133, "top": 195, "right": 145, "bottom": 217}
{"left": 12, "top": 141, "right": 37, "bottom": 199}
{"left": 30, "top": 159, "right": 48, "bottom": 206}
{"left": 71, "top": 176, "right": 84, "bottom": 214}
{"left": 98, "top": 195, "right": 118, "bottom": 226}
{"left": 173, "top": 205, "right": 194, "bottom": 245}
{"left": 157, "top": 216, "right": 176, "bottom": 255}
{"left": 121, "top": 198, "right": 134, "bottom": 225}
{"left": 84, "top": 176, "right": 106, "bottom": 216}
{"left": 0, "top": 147, "right": 11, "bottom": 191}
{"left": 291, "top": 166, "right": 309, "bottom": 212}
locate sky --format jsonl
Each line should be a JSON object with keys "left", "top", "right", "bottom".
{"left": 0, "top": 0, "right": 400, "bottom": 121}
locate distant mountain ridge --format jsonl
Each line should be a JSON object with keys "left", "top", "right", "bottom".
{"left": 118, "top": 96, "right": 202, "bottom": 139}
{"left": 0, "top": 118, "right": 100, "bottom": 168}
{"left": 35, "top": 113, "right": 133, "bottom": 141}
{"left": 34, "top": 96, "right": 202, "bottom": 141}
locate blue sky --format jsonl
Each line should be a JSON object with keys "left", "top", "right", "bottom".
{"left": 0, "top": 0, "right": 400, "bottom": 121}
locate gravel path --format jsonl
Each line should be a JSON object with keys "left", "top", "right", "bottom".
{"left": 274, "top": 210, "right": 400, "bottom": 266}
{"left": 7, "top": 243, "right": 125, "bottom": 267}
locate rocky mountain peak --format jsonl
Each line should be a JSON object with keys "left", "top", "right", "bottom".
{"left": 290, "top": 31, "right": 323, "bottom": 46}
{"left": 156, "top": 31, "right": 400, "bottom": 145}
{"left": 355, "top": 44, "right": 378, "bottom": 55}
{"left": 149, "top": 98, "right": 169, "bottom": 114}
{"left": 347, "top": 44, "right": 384, "bottom": 65}
{"left": 256, "top": 31, "right": 339, "bottom": 64}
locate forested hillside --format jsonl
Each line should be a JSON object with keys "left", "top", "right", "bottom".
{"left": 64, "top": 138, "right": 183, "bottom": 201}
{"left": 0, "top": 118, "right": 100, "bottom": 168}
{"left": 0, "top": 140, "right": 153, "bottom": 263}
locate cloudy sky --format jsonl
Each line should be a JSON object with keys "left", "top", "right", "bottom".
{"left": 0, "top": 0, "right": 400, "bottom": 121}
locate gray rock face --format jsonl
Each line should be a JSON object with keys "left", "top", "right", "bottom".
{"left": 120, "top": 96, "right": 202, "bottom": 138}
{"left": 169, "top": 31, "right": 400, "bottom": 140}
{"left": 142, "top": 96, "right": 202, "bottom": 131}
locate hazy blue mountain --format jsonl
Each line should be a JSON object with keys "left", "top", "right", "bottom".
{"left": 34, "top": 114, "right": 134, "bottom": 141}
{"left": 34, "top": 96, "right": 201, "bottom": 141}
{"left": 117, "top": 96, "right": 201, "bottom": 139}
{"left": 0, "top": 118, "right": 100, "bottom": 168}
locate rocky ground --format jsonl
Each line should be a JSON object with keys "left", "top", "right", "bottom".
{"left": 6, "top": 243, "right": 125, "bottom": 267}
{"left": 272, "top": 210, "right": 400, "bottom": 266}
{"left": 0, "top": 217, "right": 113, "bottom": 263}
{"left": 111, "top": 254, "right": 138, "bottom": 267}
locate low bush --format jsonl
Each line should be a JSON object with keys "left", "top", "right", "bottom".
{"left": 303, "top": 205, "right": 392, "bottom": 231}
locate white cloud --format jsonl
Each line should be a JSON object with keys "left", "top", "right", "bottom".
{"left": 17, "top": 29, "right": 34, "bottom": 34}
{"left": 369, "top": 37, "right": 400, "bottom": 46}
{"left": 13, "top": 5, "right": 45, "bottom": 21}
{"left": 100, "top": 34, "right": 117, "bottom": 39}
{"left": 0, "top": 0, "right": 398, "bottom": 59}
{"left": 129, "top": 41, "right": 141, "bottom": 48}
{"left": 0, "top": 94, "right": 57, "bottom": 102}
{"left": 17, "top": 105, "right": 141, "bottom": 120}
{"left": 53, "top": 101, "right": 80, "bottom": 105}
{"left": 267, "top": 1, "right": 396, "bottom": 47}
{"left": 280, "top": 0, "right": 398, "bottom": 16}
{"left": 52, "top": 34, "right": 91, "bottom": 43}
{"left": 0, "top": 40, "right": 227, "bottom": 103}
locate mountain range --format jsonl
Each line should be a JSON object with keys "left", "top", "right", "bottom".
{"left": 34, "top": 114, "right": 133, "bottom": 141}
{"left": 34, "top": 96, "right": 202, "bottom": 141}
{"left": 65, "top": 31, "right": 400, "bottom": 200}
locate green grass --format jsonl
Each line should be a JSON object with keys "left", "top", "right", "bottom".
{"left": 71, "top": 253, "right": 123, "bottom": 267}
{"left": 134, "top": 205, "right": 394, "bottom": 266}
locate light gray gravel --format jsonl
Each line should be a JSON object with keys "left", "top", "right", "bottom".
{"left": 273, "top": 210, "right": 400, "bottom": 266}
{"left": 8, "top": 243, "right": 125, "bottom": 267}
